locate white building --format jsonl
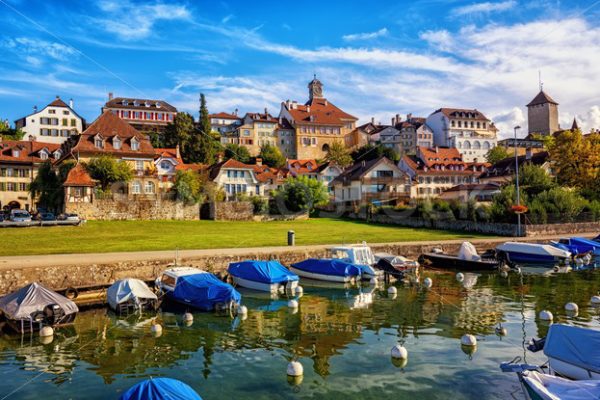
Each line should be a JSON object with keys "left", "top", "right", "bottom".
{"left": 426, "top": 108, "right": 497, "bottom": 162}
{"left": 14, "top": 96, "right": 85, "bottom": 145}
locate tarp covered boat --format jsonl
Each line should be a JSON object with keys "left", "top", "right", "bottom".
{"left": 228, "top": 260, "right": 299, "bottom": 292}
{"left": 290, "top": 259, "right": 362, "bottom": 283}
{"left": 496, "top": 242, "right": 571, "bottom": 265}
{"left": 119, "top": 377, "right": 202, "bottom": 400}
{"left": 0, "top": 282, "right": 78, "bottom": 333}
{"left": 521, "top": 370, "right": 600, "bottom": 400}
{"left": 544, "top": 324, "right": 600, "bottom": 380}
{"left": 550, "top": 237, "right": 600, "bottom": 256}
{"left": 107, "top": 279, "right": 158, "bottom": 313}
{"left": 169, "top": 273, "right": 241, "bottom": 311}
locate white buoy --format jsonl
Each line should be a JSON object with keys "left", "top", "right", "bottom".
{"left": 565, "top": 302, "right": 578, "bottom": 312}
{"left": 295, "top": 286, "right": 304, "bottom": 297}
{"left": 500, "top": 270, "right": 509, "bottom": 278}
{"left": 390, "top": 344, "right": 408, "bottom": 359}
{"left": 387, "top": 286, "right": 398, "bottom": 295}
{"left": 151, "top": 322, "right": 163, "bottom": 337}
{"left": 539, "top": 310, "right": 553, "bottom": 321}
{"left": 461, "top": 334, "right": 477, "bottom": 346}
{"left": 39, "top": 326, "right": 54, "bottom": 338}
{"left": 423, "top": 277, "right": 433, "bottom": 288}
{"left": 288, "top": 299, "right": 298, "bottom": 309}
{"left": 456, "top": 272, "right": 464, "bottom": 282}
{"left": 238, "top": 305, "right": 248, "bottom": 316}
{"left": 183, "top": 312, "right": 193, "bottom": 323}
{"left": 287, "top": 361, "right": 303, "bottom": 377}
{"left": 591, "top": 295, "right": 600, "bottom": 305}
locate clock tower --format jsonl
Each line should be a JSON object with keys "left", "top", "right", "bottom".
{"left": 308, "top": 75, "right": 324, "bottom": 101}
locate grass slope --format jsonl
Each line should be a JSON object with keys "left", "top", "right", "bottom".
{"left": 0, "top": 218, "right": 490, "bottom": 256}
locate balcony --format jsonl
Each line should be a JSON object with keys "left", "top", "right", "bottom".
{"left": 361, "top": 176, "right": 397, "bottom": 184}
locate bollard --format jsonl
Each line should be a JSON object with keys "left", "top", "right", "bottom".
{"left": 288, "top": 230, "right": 295, "bottom": 246}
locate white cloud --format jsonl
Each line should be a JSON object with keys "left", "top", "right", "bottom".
{"left": 221, "top": 14, "right": 234, "bottom": 24}
{"left": 2, "top": 37, "right": 77, "bottom": 64}
{"left": 342, "top": 28, "right": 389, "bottom": 42}
{"left": 451, "top": 1, "right": 517, "bottom": 16}
{"left": 490, "top": 107, "right": 526, "bottom": 139}
{"left": 94, "top": 0, "right": 191, "bottom": 40}
{"left": 419, "top": 29, "right": 454, "bottom": 51}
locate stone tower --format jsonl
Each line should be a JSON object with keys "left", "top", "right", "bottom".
{"left": 308, "top": 75, "right": 324, "bottom": 101}
{"left": 527, "top": 90, "right": 559, "bottom": 135}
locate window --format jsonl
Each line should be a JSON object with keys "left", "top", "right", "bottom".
{"left": 255, "top": 185, "right": 260, "bottom": 195}
{"left": 19, "top": 183, "right": 27, "bottom": 191}
{"left": 135, "top": 160, "right": 144, "bottom": 171}
{"left": 61, "top": 129, "right": 70, "bottom": 137}
{"left": 131, "top": 181, "right": 141, "bottom": 194}
{"left": 12, "top": 150, "right": 19, "bottom": 158}
{"left": 51, "top": 129, "right": 58, "bottom": 136}
{"left": 54, "top": 150, "right": 62, "bottom": 160}
{"left": 40, "top": 151, "right": 48, "bottom": 160}
{"left": 113, "top": 137, "right": 121, "bottom": 150}
{"left": 63, "top": 110, "right": 70, "bottom": 115}
{"left": 70, "top": 119, "right": 76, "bottom": 127}
{"left": 144, "top": 181, "right": 155, "bottom": 194}
{"left": 95, "top": 137, "right": 103, "bottom": 148}
{"left": 131, "top": 138, "right": 139, "bottom": 151}
{"left": 48, "top": 109, "right": 56, "bottom": 114}
{"left": 145, "top": 112, "right": 152, "bottom": 120}
{"left": 40, "top": 128, "right": 49, "bottom": 136}
{"left": 62, "top": 118, "right": 68, "bottom": 126}
{"left": 161, "top": 161, "right": 170, "bottom": 170}
{"left": 74, "top": 187, "right": 83, "bottom": 197}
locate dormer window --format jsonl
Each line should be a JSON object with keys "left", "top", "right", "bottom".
{"left": 131, "top": 137, "right": 139, "bottom": 151}
{"left": 113, "top": 136, "right": 122, "bottom": 150}
{"left": 12, "top": 149, "right": 20, "bottom": 157}
{"left": 54, "top": 149, "right": 62, "bottom": 160}
{"left": 133, "top": 100, "right": 138, "bottom": 107}
{"left": 94, "top": 135, "right": 104, "bottom": 148}
{"left": 155, "top": 102, "right": 161, "bottom": 108}
{"left": 40, "top": 151, "right": 48, "bottom": 160}
{"left": 122, "top": 100, "right": 128, "bottom": 106}
{"left": 145, "top": 101, "right": 150, "bottom": 107}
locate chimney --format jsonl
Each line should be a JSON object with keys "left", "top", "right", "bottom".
{"left": 108, "top": 92, "right": 113, "bottom": 101}
{"left": 256, "top": 157, "right": 262, "bottom": 166}
{"left": 264, "top": 107, "right": 268, "bottom": 116}
{"left": 525, "top": 147, "right": 533, "bottom": 160}
{"left": 33, "top": 105, "right": 38, "bottom": 113}
{"left": 435, "top": 146, "right": 439, "bottom": 153}
{"left": 176, "top": 144, "right": 181, "bottom": 159}
{"left": 391, "top": 117, "right": 396, "bottom": 126}
{"left": 324, "top": 100, "right": 328, "bottom": 106}
{"left": 69, "top": 98, "right": 74, "bottom": 109}
{"left": 234, "top": 108, "right": 238, "bottom": 116}
{"left": 407, "top": 113, "right": 412, "bottom": 121}
{"left": 306, "top": 106, "right": 310, "bottom": 113}
{"left": 396, "top": 113, "right": 401, "bottom": 123}
{"left": 371, "top": 117, "right": 375, "bottom": 124}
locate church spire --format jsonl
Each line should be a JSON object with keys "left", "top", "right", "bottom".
{"left": 308, "top": 75, "right": 323, "bottom": 101}
{"left": 571, "top": 117, "right": 579, "bottom": 131}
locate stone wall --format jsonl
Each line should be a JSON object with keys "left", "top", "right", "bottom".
{"left": 205, "top": 201, "right": 254, "bottom": 221}
{"left": 524, "top": 222, "right": 600, "bottom": 237}
{"left": 65, "top": 196, "right": 199, "bottom": 220}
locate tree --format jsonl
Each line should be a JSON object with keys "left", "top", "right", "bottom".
{"left": 189, "top": 94, "right": 221, "bottom": 164}
{"left": 85, "top": 156, "right": 133, "bottom": 191}
{"left": 485, "top": 146, "right": 510, "bottom": 164}
{"left": 29, "top": 161, "right": 62, "bottom": 212}
{"left": 173, "top": 170, "right": 202, "bottom": 204}
{"left": 273, "top": 175, "right": 329, "bottom": 213}
{"left": 259, "top": 144, "right": 286, "bottom": 168}
{"left": 0, "top": 120, "right": 25, "bottom": 140}
{"left": 161, "top": 112, "right": 195, "bottom": 153}
{"left": 325, "top": 140, "right": 353, "bottom": 168}
{"left": 223, "top": 143, "right": 251, "bottom": 163}
{"left": 516, "top": 164, "right": 555, "bottom": 195}
{"left": 351, "top": 144, "right": 399, "bottom": 162}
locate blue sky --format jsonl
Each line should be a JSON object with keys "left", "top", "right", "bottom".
{"left": 1, "top": 0, "right": 600, "bottom": 138}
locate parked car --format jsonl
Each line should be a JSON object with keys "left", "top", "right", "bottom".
{"left": 57, "top": 213, "right": 80, "bottom": 222}
{"left": 9, "top": 210, "right": 32, "bottom": 223}
{"left": 35, "top": 212, "right": 56, "bottom": 221}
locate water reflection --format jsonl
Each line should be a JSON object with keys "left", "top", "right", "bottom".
{"left": 1, "top": 268, "right": 600, "bottom": 399}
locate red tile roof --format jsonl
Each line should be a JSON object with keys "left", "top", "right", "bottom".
{"left": 104, "top": 97, "right": 177, "bottom": 112}
{"left": 0, "top": 140, "right": 61, "bottom": 164}
{"left": 63, "top": 163, "right": 95, "bottom": 187}
{"left": 70, "top": 111, "right": 155, "bottom": 158}
{"left": 210, "top": 112, "right": 240, "bottom": 119}
{"left": 245, "top": 112, "right": 278, "bottom": 123}
{"left": 417, "top": 146, "right": 463, "bottom": 167}
{"left": 433, "top": 108, "right": 489, "bottom": 121}
{"left": 285, "top": 98, "right": 357, "bottom": 126}
{"left": 176, "top": 163, "right": 208, "bottom": 172}
{"left": 48, "top": 97, "right": 70, "bottom": 108}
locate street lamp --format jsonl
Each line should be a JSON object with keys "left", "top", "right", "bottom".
{"left": 514, "top": 125, "right": 521, "bottom": 236}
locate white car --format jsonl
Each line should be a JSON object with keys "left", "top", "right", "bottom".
{"left": 10, "top": 210, "right": 32, "bottom": 223}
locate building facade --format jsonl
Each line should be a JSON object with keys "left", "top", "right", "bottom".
{"left": 14, "top": 97, "right": 85, "bottom": 145}
{"left": 527, "top": 90, "right": 560, "bottom": 136}
{"left": 279, "top": 77, "right": 358, "bottom": 160}
{"left": 102, "top": 94, "right": 177, "bottom": 133}
{"left": 210, "top": 111, "right": 242, "bottom": 137}
{"left": 426, "top": 108, "right": 498, "bottom": 162}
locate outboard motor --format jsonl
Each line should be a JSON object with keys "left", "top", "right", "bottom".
{"left": 44, "top": 303, "right": 66, "bottom": 325}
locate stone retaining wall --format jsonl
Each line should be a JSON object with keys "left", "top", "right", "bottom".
{"left": 66, "top": 197, "right": 199, "bottom": 220}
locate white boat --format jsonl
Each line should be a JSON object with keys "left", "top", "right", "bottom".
{"left": 227, "top": 260, "right": 299, "bottom": 293}
{"left": 543, "top": 324, "right": 600, "bottom": 380}
{"left": 328, "top": 243, "right": 382, "bottom": 279}
{"left": 496, "top": 242, "right": 571, "bottom": 265}
{"left": 107, "top": 278, "right": 158, "bottom": 314}
{"left": 155, "top": 266, "right": 207, "bottom": 293}
{"left": 521, "top": 370, "right": 600, "bottom": 400}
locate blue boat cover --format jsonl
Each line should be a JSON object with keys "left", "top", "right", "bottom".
{"left": 544, "top": 324, "right": 600, "bottom": 373}
{"left": 291, "top": 258, "right": 362, "bottom": 277}
{"left": 228, "top": 260, "right": 299, "bottom": 284}
{"left": 171, "top": 273, "right": 241, "bottom": 311}
{"left": 119, "top": 377, "right": 202, "bottom": 400}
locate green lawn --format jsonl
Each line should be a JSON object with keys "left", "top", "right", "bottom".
{"left": 0, "top": 218, "right": 492, "bottom": 256}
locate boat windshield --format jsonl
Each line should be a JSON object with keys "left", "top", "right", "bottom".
{"left": 329, "top": 249, "right": 352, "bottom": 262}
{"left": 161, "top": 274, "right": 176, "bottom": 288}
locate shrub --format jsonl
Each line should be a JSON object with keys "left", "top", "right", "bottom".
{"left": 250, "top": 196, "right": 268, "bottom": 214}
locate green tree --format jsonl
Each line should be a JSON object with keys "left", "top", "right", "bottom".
{"left": 85, "top": 156, "right": 133, "bottom": 191}
{"left": 173, "top": 170, "right": 202, "bottom": 204}
{"left": 223, "top": 143, "right": 251, "bottom": 163}
{"left": 351, "top": 144, "right": 399, "bottom": 162}
{"left": 156, "top": 112, "right": 195, "bottom": 155}
{"left": 325, "top": 140, "right": 353, "bottom": 168}
{"left": 485, "top": 146, "right": 510, "bottom": 164}
{"left": 189, "top": 94, "right": 221, "bottom": 164}
{"left": 273, "top": 176, "right": 329, "bottom": 213}
{"left": 259, "top": 144, "right": 286, "bottom": 168}
{"left": 516, "top": 164, "right": 555, "bottom": 195}
{"left": 0, "top": 120, "right": 25, "bottom": 140}
{"left": 548, "top": 129, "right": 600, "bottom": 192}
{"left": 29, "top": 161, "right": 62, "bottom": 212}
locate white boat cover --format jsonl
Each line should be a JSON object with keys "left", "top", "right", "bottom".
{"left": 0, "top": 282, "right": 78, "bottom": 319}
{"left": 458, "top": 242, "right": 481, "bottom": 261}
{"left": 522, "top": 371, "right": 600, "bottom": 400}
{"left": 544, "top": 324, "right": 600, "bottom": 374}
{"left": 496, "top": 242, "right": 571, "bottom": 258}
{"left": 107, "top": 279, "right": 158, "bottom": 310}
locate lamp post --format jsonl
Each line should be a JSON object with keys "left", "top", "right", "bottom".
{"left": 514, "top": 125, "right": 521, "bottom": 236}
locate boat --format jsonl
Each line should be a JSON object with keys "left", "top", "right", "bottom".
{"left": 373, "top": 253, "right": 419, "bottom": 279}
{"left": 419, "top": 242, "right": 502, "bottom": 271}
{"left": 0, "top": 282, "right": 79, "bottom": 333}
{"left": 543, "top": 324, "right": 600, "bottom": 380}
{"left": 496, "top": 242, "right": 572, "bottom": 265}
{"left": 227, "top": 260, "right": 299, "bottom": 293}
{"left": 550, "top": 237, "right": 600, "bottom": 256}
{"left": 107, "top": 278, "right": 158, "bottom": 314}
{"left": 327, "top": 243, "right": 382, "bottom": 279}
{"left": 290, "top": 259, "right": 363, "bottom": 283}
{"left": 156, "top": 267, "right": 241, "bottom": 312}
{"left": 119, "top": 377, "right": 202, "bottom": 400}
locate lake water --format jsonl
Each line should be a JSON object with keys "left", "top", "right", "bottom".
{"left": 1, "top": 267, "right": 600, "bottom": 399}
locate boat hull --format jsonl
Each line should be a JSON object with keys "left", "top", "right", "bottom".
{"left": 500, "top": 251, "right": 567, "bottom": 265}
{"left": 231, "top": 276, "right": 298, "bottom": 293}
{"left": 420, "top": 253, "right": 500, "bottom": 271}
{"left": 549, "top": 357, "right": 600, "bottom": 380}
{"left": 289, "top": 266, "right": 357, "bottom": 283}
{"left": 6, "top": 313, "right": 77, "bottom": 334}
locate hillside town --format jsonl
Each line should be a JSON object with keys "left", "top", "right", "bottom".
{"left": 0, "top": 76, "right": 596, "bottom": 222}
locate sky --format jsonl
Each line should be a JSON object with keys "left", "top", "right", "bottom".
{"left": 1, "top": 0, "right": 600, "bottom": 139}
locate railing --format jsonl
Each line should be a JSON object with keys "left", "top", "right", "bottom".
{"left": 361, "top": 176, "right": 397, "bottom": 184}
